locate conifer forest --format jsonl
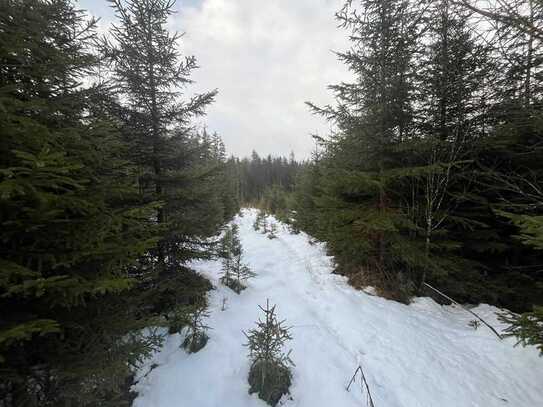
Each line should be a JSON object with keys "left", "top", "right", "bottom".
{"left": 1, "top": 1, "right": 542, "bottom": 406}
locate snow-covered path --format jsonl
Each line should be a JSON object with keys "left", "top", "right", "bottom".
{"left": 133, "top": 209, "right": 543, "bottom": 407}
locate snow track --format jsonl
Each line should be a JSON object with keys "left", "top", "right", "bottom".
{"left": 133, "top": 209, "right": 543, "bottom": 407}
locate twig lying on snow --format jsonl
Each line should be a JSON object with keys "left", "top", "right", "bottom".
{"left": 346, "top": 365, "right": 375, "bottom": 407}
{"left": 423, "top": 283, "right": 503, "bottom": 340}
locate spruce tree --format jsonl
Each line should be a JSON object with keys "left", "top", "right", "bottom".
{"left": 245, "top": 300, "right": 293, "bottom": 406}
{"left": 305, "top": 0, "right": 421, "bottom": 299}
{"left": 267, "top": 222, "right": 279, "bottom": 239}
{"left": 220, "top": 226, "right": 236, "bottom": 284}
{"left": 449, "top": 0, "right": 543, "bottom": 307}
{"left": 291, "top": 0, "right": 543, "bottom": 310}
{"left": 220, "top": 225, "right": 254, "bottom": 293}
{"left": 104, "top": 0, "right": 233, "bottom": 333}
{"left": 105, "top": 0, "right": 218, "bottom": 270}
{"left": 181, "top": 301, "right": 210, "bottom": 353}
{"left": 254, "top": 210, "right": 267, "bottom": 231}
{"left": 0, "top": 1, "right": 162, "bottom": 405}
{"left": 408, "top": 0, "right": 491, "bottom": 288}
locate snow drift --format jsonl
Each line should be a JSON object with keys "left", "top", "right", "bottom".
{"left": 133, "top": 209, "right": 543, "bottom": 407}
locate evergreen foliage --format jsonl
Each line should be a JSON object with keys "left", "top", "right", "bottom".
{"left": 267, "top": 222, "right": 279, "bottom": 240}
{"left": 0, "top": 1, "right": 163, "bottom": 404}
{"left": 237, "top": 151, "right": 302, "bottom": 204}
{"left": 1, "top": 0, "right": 543, "bottom": 402}
{"left": 260, "top": 184, "right": 294, "bottom": 222}
{"left": 290, "top": 0, "right": 543, "bottom": 311}
{"left": 0, "top": 0, "right": 235, "bottom": 404}
{"left": 500, "top": 307, "right": 543, "bottom": 355}
{"left": 103, "top": 0, "right": 227, "bottom": 269}
{"left": 245, "top": 300, "right": 293, "bottom": 406}
{"left": 220, "top": 225, "right": 255, "bottom": 293}
{"left": 254, "top": 211, "right": 267, "bottom": 231}
{"left": 233, "top": 152, "right": 303, "bottom": 225}
{"left": 181, "top": 302, "right": 210, "bottom": 354}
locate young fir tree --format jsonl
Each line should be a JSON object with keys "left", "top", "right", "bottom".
{"left": 244, "top": 300, "right": 293, "bottom": 406}
{"left": 181, "top": 301, "right": 211, "bottom": 353}
{"left": 220, "top": 225, "right": 235, "bottom": 282}
{"left": 261, "top": 217, "right": 270, "bottom": 235}
{"left": 155, "top": 129, "right": 236, "bottom": 264}
{"left": 220, "top": 225, "right": 254, "bottom": 293}
{"left": 267, "top": 222, "right": 279, "bottom": 240}
{"left": 0, "top": 1, "right": 162, "bottom": 405}
{"left": 254, "top": 210, "right": 267, "bottom": 231}
{"left": 292, "top": 149, "right": 325, "bottom": 237}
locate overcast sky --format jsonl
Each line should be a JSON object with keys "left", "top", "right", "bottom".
{"left": 80, "top": 0, "right": 350, "bottom": 159}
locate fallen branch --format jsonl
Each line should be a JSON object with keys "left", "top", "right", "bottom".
{"left": 423, "top": 282, "right": 503, "bottom": 340}
{"left": 346, "top": 365, "right": 375, "bottom": 407}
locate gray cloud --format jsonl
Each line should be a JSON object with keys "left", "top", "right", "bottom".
{"left": 81, "top": 0, "right": 350, "bottom": 158}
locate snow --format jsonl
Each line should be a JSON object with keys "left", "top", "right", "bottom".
{"left": 133, "top": 209, "right": 543, "bottom": 407}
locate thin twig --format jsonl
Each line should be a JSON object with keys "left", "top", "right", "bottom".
{"left": 423, "top": 283, "right": 503, "bottom": 340}
{"left": 346, "top": 365, "right": 376, "bottom": 407}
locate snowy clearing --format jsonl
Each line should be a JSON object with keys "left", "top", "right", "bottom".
{"left": 133, "top": 209, "right": 543, "bottom": 407}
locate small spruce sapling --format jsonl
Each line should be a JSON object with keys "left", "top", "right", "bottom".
{"left": 253, "top": 211, "right": 263, "bottom": 231}
{"left": 219, "top": 225, "right": 234, "bottom": 260}
{"left": 267, "top": 222, "right": 278, "bottom": 239}
{"left": 288, "top": 220, "right": 301, "bottom": 235}
{"left": 219, "top": 225, "right": 236, "bottom": 287}
{"left": 167, "top": 306, "right": 188, "bottom": 335}
{"left": 468, "top": 320, "right": 481, "bottom": 330}
{"left": 231, "top": 256, "right": 256, "bottom": 292}
{"left": 182, "top": 302, "right": 210, "bottom": 353}
{"left": 220, "top": 225, "right": 255, "bottom": 293}
{"left": 244, "top": 300, "right": 293, "bottom": 406}
{"left": 253, "top": 210, "right": 266, "bottom": 232}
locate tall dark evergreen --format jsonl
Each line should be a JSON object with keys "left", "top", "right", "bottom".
{"left": 0, "top": 1, "right": 162, "bottom": 405}
{"left": 303, "top": 0, "right": 422, "bottom": 299}
{"left": 105, "top": 0, "right": 219, "bottom": 269}
{"left": 445, "top": 0, "right": 543, "bottom": 309}
{"left": 0, "top": 0, "right": 237, "bottom": 405}
{"left": 293, "top": 0, "right": 543, "bottom": 311}
{"left": 406, "top": 0, "right": 491, "bottom": 288}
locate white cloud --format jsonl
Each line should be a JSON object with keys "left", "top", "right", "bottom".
{"left": 81, "top": 0, "right": 350, "bottom": 158}
{"left": 175, "top": 0, "right": 350, "bottom": 158}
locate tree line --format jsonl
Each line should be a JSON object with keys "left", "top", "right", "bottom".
{"left": 238, "top": 0, "right": 543, "bottom": 319}
{"left": 243, "top": 0, "right": 543, "bottom": 351}
{"left": 289, "top": 0, "right": 543, "bottom": 315}
{"left": 236, "top": 151, "right": 303, "bottom": 203}
{"left": 0, "top": 0, "right": 238, "bottom": 405}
